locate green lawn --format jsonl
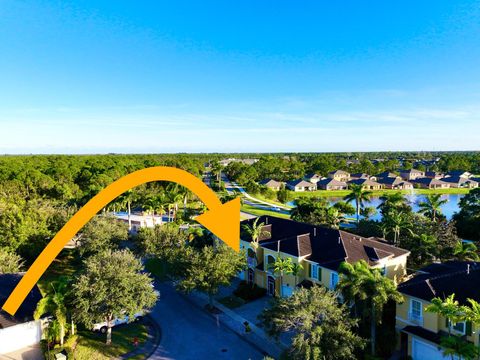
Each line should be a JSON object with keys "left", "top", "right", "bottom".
{"left": 241, "top": 204, "right": 290, "bottom": 219}
{"left": 247, "top": 193, "right": 293, "bottom": 208}
{"left": 37, "top": 249, "right": 79, "bottom": 296}
{"left": 291, "top": 187, "right": 471, "bottom": 199}
{"left": 45, "top": 323, "right": 148, "bottom": 360}
{"left": 217, "top": 295, "right": 245, "bottom": 309}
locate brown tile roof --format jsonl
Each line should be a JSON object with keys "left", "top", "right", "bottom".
{"left": 241, "top": 216, "right": 409, "bottom": 271}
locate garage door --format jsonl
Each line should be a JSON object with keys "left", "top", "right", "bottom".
{"left": 412, "top": 338, "right": 453, "bottom": 360}
{"left": 0, "top": 321, "right": 42, "bottom": 354}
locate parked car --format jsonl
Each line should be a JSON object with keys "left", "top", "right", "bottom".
{"left": 92, "top": 312, "right": 144, "bottom": 333}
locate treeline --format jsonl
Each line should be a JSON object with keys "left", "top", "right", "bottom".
{"left": 224, "top": 152, "right": 480, "bottom": 184}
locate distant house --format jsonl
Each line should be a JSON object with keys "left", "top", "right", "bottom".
{"left": 259, "top": 179, "right": 283, "bottom": 191}
{"left": 0, "top": 274, "right": 44, "bottom": 355}
{"left": 440, "top": 176, "right": 479, "bottom": 189}
{"left": 376, "top": 171, "right": 398, "bottom": 179}
{"left": 424, "top": 171, "right": 444, "bottom": 179}
{"left": 113, "top": 212, "right": 164, "bottom": 234}
{"left": 413, "top": 178, "right": 450, "bottom": 189}
{"left": 303, "top": 173, "right": 323, "bottom": 184}
{"left": 240, "top": 216, "right": 410, "bottom": 297}
{"left": 396, "top": 261, "right": 480, "bottom": 360}
{"left": 377, "top": 177, "right": 414, "bottom": 190}
{"left": 350, "top": 173, "right": 376, "bottom": 180}
{"left": 286, "top": 179, "right": 316, "bottom": 192}
{"left": 445, "top": 170, "right": 473, "bottom": 179}
{"left": 327, "top": 170, "right": 350, "bottom": 182}
{"left": 317, "top": 178, "right": 348, "bottom": 191}
{"left": 348, "top": 178, "right": 383, "bottom": 190}
{"left": 218, "top": 158, "right": 259, "bottom": 167}
{"left": 399, "top": 169, "right": 425, "bottom": 181}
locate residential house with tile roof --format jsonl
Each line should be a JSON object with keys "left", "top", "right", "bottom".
{"left": 303, "top": 173, "right": 323, "bottom": 184}
{"left": 259, "top": 179, "right": 283, "bottom": 191}
{"left": 396, "top": 261, "right": 480, "bottom": 360}
{"left": 327, "top": 170, "right": 351, "bottom": 182}
{"left": 239, "top": 216, "right": 410, "bottom": 297}
{"left": 285, "top": 179, "right": 316, "bottom": 192}
{"left": 400, "top": 169, "right": 425, "bottom": 181}
{"left": 348, "top": 178, "right": 384, "bottom": 190}
{"left": 316, "top": 178, "right": 348, "bottom": 191}
{"left": 377, "top": 177, "right": 414, "bottom": 190}
{"left": 440, "top": 176, "right": 479, "bottom": 189}
{"left": 413, "top": 178, "right": 450, "bottom": 189}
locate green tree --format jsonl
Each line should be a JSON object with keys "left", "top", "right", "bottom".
{"left": 440, "top": 335, "right": 479, "bottom": 360}
{"left": 418, "top": 194, "right": 448, "bottom": 221}
{"left": 78, "top": 215, "right": 128, "bottom": 257}
{"left": 259, "top": 285, "right": 365, "bottom": 360}
{"left": 72, "top": 250, "right": 158, "bottom": 345}
{"left": 453, "top": 241, "right": 480, "bottom": 261}
{"left": 454, "top": 188, "right": 480, "bottom": 241}
{"left": 277, "top": 184, "right": 289, "bottom": 204}
{"left": 426, "top": 295, "right": 463, "bottom": 337}
{"left": 343, "top": 184, "right": 372, "bottom": 225}
{"left": 0, "top": 248, "right": 23, "bottom": 273}
{"left": 176, "top": 243, "right": 247, "bottom": 309}
{"left": 377, "top": 192, "right": 410, "bottom": 217}
{"left": 383, "top": 210, "right": 413, "bottom": 246}
{"left": 337, "top": 260, "right": 403, "bottom": 356}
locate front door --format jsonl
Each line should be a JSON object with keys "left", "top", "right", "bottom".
{"left": 247, "top": 268, "right": 254, "bottom": 285}
{"left": 267, "top": 276, "right": 275, "bottom": 296}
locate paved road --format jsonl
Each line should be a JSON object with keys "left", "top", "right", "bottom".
{"left": 149, "top": 282, "right": 264, "bottom": 360}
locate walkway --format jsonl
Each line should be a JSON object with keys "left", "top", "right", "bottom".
{"left": 117, "top": 316, "right": 161, "bottom": 360}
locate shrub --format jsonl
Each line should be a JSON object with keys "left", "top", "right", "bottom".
{"left": 234, "top": 280, "right": 267, "bottom": 301}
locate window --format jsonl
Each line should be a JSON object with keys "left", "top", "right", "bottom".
{"left": 266, "top": 255, "right": 276, "bottom": 274}
{"left": 410, "top": 299, "right": 422, "bottom": 321}
{"left": 310, "top": 264, "right": 321, "bottom": 281}
{"left": 330, "top": 272, "right": 339, "bottom": 289}
{"left": 451, "top": 321, "right": 466, "bottom": 335}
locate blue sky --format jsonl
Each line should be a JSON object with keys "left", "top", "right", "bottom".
{"left": 1, "top": 1, "right": 479, "bottom": 153}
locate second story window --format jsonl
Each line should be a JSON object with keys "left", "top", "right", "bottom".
{"left": 310, "top": 264, "right": 321, "bottom": 281}
{"left": 330, "top": 272, "right": 339, "bottom": 289}
{"left": 451, "top": 321, "right": 466, "bottom": 335}
{"left": 409, "top": 299, "right": 423, "bottom": 323}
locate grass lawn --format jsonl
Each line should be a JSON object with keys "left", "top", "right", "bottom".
{"left": 247, "top": 193, "right": 293, "bottom": 208}
{"left": 291, "top": 187, "right": 471, "bottom": 199}
{"left": 241, "top": 204, "right": 290, "bottom": 219}
{"left": 217, "top": 295, "right": 245, "bottom": 309}
{"left": 46, "top": 323, "right": 148, "bottom": 360}
{"left": 37, "top": 249, "right": 79, "bottom": 295}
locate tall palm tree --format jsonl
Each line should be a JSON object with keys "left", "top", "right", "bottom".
{"left": 326, "top": 206, "right": 345, "bottom": 229}
{"left": 418, "top": 194, "right": 448, "bottom": 222}
{"left": 241, "top": 218, "right": 271, "bottom": 255}
{"left": 453, "top": 241, "right": 480, "bottom": 261}
{"left": 166, "top": 188, "right": 183, "bottom": 222}
{"left": 34, "top": 280, "right": 70, "bottom": 346}
{"left": 338, "top": 260, "right": 402, "bottom": 356}
{"left": 377, "top": 192, "right": 409, "bottom": 215}
{"left": 383, "top": 210, "right": 413, "bottom": 246}
{"left": 273, "top": 257, "right": 294, "bottom": 297}
{"left": 118, "top": 190, "right": 135, "bottom": 231}
{"left": 344, "top": 184, "right": 373, "bottom": 225}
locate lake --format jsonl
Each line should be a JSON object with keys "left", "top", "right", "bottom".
{"left": 288, "top": 193, "right": 464, "bottom": 221}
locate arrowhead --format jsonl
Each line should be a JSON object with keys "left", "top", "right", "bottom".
{"left": 196, "top": 197, "right": 241, "bottom": 251}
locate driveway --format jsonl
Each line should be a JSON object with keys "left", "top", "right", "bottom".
{"left": 149, "top": 282, "right": 264, "bottom": 360}
{"left": 0, "top": 345, "right": 43, "bottom": 360}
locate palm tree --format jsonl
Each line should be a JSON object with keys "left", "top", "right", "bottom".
{"left": 344, "top": 184, "right": 372, "bottom": 225}
{"left": 34, "top": 280, "right": 70, "bottom": 346}
{"left": 273, "top": 257, "right": 294, "bottom": 297}
{"left": 418, "top": 194, "right": 448, "bottom": 222}
{"left": 291, "top": 263, "right": 303, "bottom": 287}
{"left": 118, "top": 190, "right": 135, "bottom": 231}
{"left": 166, "top": 189, "right": 183, "bottom": 222}
{"left": 326, "top": 206, "right": 345, "bottom": 229}
{"left": 377, "top": 192, "right": 408, "bottom": 215}
{"left": 383, "top": 210, "right": 413, "bottom": 245}
{"left": 241, "top": 218, "right": 271, "bottom": 257}
{"left": 426, "top": 294, "right": 463, "bottom": 337}
{"left": 453, "top": 241, "right": 480, "bottom": 261}
{"left": 338, "top": 260, "right": 403, "bottom": 356}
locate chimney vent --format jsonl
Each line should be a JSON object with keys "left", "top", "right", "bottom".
{"left": 467, "top": 264, "right": 470, "bottom": 275}
{"left": 266, "top": 217, "right": 269, "bottom": 225}
{"left": 314, "top": 228, "right": 317, "bottom": 237}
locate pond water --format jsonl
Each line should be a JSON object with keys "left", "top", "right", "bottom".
{"left": 287, "top": 193, "right": 464, "bottom": 221}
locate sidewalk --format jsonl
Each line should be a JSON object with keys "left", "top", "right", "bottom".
{"left": 177, "top": 283, "right": 288, "bottom": 359}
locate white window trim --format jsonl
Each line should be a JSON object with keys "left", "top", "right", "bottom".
{"left": 409, "top": 299, "right": 423, "bottom": 321}
{"left": 450, "top": 321, "right": 466, "bottom": 335}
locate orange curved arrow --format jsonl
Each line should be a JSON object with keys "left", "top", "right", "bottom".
{"left": 2, "top": 166, "right": 240, "bottom": 316}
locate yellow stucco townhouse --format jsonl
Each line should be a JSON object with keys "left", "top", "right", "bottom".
{"left": 396, "top": 261, "right": 480, "bottom": 360}
{"left": 239, "top": 215, "right": 410, "bottom": 297}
